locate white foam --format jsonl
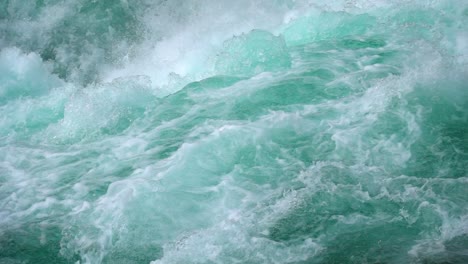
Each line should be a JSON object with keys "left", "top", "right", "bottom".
{"left": 100, "top": 1, "right": 308, "bottom": 93}
{"left": 0, "top": 47, "right": 63, "bottom": 99}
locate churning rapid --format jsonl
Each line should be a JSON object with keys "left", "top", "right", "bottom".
{"left": 0, "top": 0, "right": 467, "bottom": 263}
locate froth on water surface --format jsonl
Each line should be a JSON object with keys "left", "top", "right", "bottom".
{"left": 0, "top": 0, "right": 467, "bottom": 263}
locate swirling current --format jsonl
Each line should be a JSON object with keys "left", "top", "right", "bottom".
{"left": 0, "top": 0, "right": 467, "bottom": 263}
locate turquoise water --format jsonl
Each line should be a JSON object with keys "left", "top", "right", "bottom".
{"left": 1, "top": 1, "right": 467, "bottom": 263}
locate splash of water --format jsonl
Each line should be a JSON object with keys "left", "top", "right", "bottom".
{"left": 1, "top": 0, "right": 467, "bottom": 263}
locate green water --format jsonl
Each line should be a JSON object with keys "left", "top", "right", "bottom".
{"left": 0, "top": 0, "right": 467, "bottom": 263}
